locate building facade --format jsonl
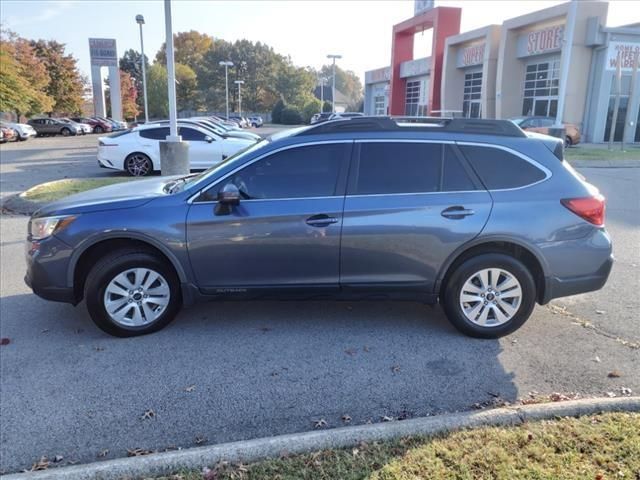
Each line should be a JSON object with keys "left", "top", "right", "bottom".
{"left": 364, "top": 1, "right": 640, "bottom": 143}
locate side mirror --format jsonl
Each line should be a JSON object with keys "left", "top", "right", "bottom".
{"left": 215, "top": 183, "right": 240, "bottom": 215}
{"left": 205, "top": 136, "right": 214, "bottom": 143}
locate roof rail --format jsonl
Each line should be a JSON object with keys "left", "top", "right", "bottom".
{"left": 297, "top": 116, "right": 526, "bottom": 137}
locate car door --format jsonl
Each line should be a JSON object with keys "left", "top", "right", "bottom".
{"left": 186, "top": 142, "right": 351, "bottom": 292}
{"left": 180, "top": 127, "right": 222, "bottom": 169}
{"left": 340, "top": 140, "right": 492, "bottom": 295}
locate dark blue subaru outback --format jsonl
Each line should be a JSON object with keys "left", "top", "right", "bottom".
{"left": 25, "top": 117, "right": 613, "bottom": 338}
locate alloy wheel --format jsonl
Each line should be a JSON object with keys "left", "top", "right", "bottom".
{"left": 459, "top": 268, "right": 522, "bottom": 327}
{"left": 103, "top": 268, "right": 170, "bottom": 327}
{"left": 126, "top": 154, "right": 152, "bottom": 176}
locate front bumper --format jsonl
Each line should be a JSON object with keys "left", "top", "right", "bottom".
{"left": 25, "top": 236, "right": 77, "bottom": 305}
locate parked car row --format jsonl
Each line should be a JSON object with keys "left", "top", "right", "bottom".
{"left": 24, "top": 116, "right": 128, "bottom": 137}
{"left": 310, "top": 111, "right": 364, "bottom": 125}
{"left": 98, "top": 116, "right": 262, "bottom": 176}
{"left": 225, "top": 115, "right": 263, "bottom": 128}
{"left": 510, "top": 116, "right": 581, "bottom": 147}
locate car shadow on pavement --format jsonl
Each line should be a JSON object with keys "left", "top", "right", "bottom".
{"left": 0, "top": 294, "right": 517, "bottom": 472}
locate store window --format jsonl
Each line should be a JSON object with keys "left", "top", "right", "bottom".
{"left": 522, "top": 59, "right": 560, "bottom": 117}
{"left": 405, "top": 80, "right": 427, "bottom": 116}
{"left": 604, "top": 75, "right": 633, "bottom": 142}
{"left": 462, "top": 71, "right": 482, "bottom": 118}
{"left": 374, "top": 95, "right": 386, "bottom": 116}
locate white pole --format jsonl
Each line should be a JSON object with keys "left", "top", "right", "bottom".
{"left": 319, "top": 77, "right": 324, "bottom": 113}
{"left": 554, "top": 0, "right": 577, "bottom": 127}
{"left": 138, "top": 22, "right": 149, "bottom": 123}
{"left": 234, "top": 80, "right": 244, "bottom": 117}
{"left": 164, "top": 0, "right": 179, "bottom": 140}
{"left": 331, "top": 58, "right": 336, "bottom": 113}
{"left": 225, "top": 65, "right": 229, "bottom": 118}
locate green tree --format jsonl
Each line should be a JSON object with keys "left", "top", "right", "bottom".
{"left": 318, "top": 64, "right": 363, "bottom": 108}
{"left": 119, "top": 49, "right": 149, "bottom": 114}
{"left": 271, "top": 99, "right": 285, "bottom": 123}
{"left": 146, "top": 63, "right": 168, "bottom": 119}
{"left": 30, "top": 39, "right": 85, "bottom": 115}
{"left": 155, "top": 30, "right": 214, "bottom": 71}
{"left": 302, "top": 97, "right": 322, "bottom": 123}
{"left": 175, "top": 63, "right": 199, "bottom": 112}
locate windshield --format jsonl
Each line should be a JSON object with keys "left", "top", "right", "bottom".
{"left": 182, "top": 139, "right": 269, "bottom": 190}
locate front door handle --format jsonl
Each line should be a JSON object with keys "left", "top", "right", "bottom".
{"left": 441, "top": 206, "right": 475, "bottom": 219}
{"left": 306, "top": 214, "right": 338, "bottom": 227}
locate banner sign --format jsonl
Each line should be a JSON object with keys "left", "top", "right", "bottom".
{"left": 456, "top": 43, "right": 485, "bottom": 68}
{"left": 414, "top": 0, "right": 434, "bottom": 16}
{"left": 89, "top": 38, "right": 118, "bottom": 67}
{"left": 365, "top": 66, "right": 391, "bottom": 84}
{"left": 517, "top": 25, "right": 564, "bottom": 58}
{"left": 606, "top": 42, "right": 640, "bottom": 71}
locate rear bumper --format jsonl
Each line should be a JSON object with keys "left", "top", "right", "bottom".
{"left": 541, "top": 253, "right": 613, "bottom": 304}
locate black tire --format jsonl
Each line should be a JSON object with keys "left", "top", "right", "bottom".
{"left": 125, "top": 152, "right": 153, "bottom": 176}
{"left": 442, "top": 253, "right": 536, "bottom": 339}
{"left": 94, "top": 126, "right": 104, "bottom": 134}
{"left": 61, "top": 127, "right": 71, "bottom": 136}
{"left": 564, "top": 135, "right": 572, "bottom": 148}
{"left": 84, "top": 249, "right": 182, "bottom": 337}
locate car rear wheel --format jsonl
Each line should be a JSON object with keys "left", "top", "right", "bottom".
{"left": 125, "top": 153, "right": 153, "bottom": 176}
{"left": 84, "top": 249, "right": 182, "bottom": 337}
{"left": 442, "top": 253, "right": 536, "bottom": 338}
{"left": 61, "top": 127, "right": 71, "bottom": 136}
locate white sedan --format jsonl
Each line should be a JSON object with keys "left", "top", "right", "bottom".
{"left": 0, "top": 121, "right": 37, "bottom": 141}
{"left": 98, "top": 124, "right": 256, "bottom": 176}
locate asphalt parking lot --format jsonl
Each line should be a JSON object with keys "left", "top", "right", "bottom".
{"left": 1, "top": 136, "right": 639, "bottom": 473}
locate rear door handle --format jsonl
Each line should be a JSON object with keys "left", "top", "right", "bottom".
{"left": 306, "top": 214, "right": 338, "bottom": 227}
{"left": 441, "top": 206, "right": 475, "bottom": 219}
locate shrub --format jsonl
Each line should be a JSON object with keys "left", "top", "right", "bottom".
{"left": 280, "top": 107, "right": 304, "bottom": 125}
{"left": 271, "top": 99, "right": 285, "bottom": 124}
{"left": 301, "top": 98, "right": 322, "bottom": 124}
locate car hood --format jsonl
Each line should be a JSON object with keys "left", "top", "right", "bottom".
{"left": 33, "top": 176, "right": 174, "bottom": 217}
{"left": 226, "top": 130, "right": 261, "bottom": 140}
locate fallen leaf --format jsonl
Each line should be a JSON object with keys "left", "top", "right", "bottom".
{"left": 41, "top": 329, "right": 49, "bottom": 334}
{"left": 141, "top": 409, "right": 156, "bottom": 420}
{"left": 381, "top": 415, "right": 394, "bottom": 422}
{"left": 352, "top": 448, "right": 359, "bottom": 457}
{"left": 127, "top": 448, "right": 153, "bottom": 457}
{"left": 605, "top": 391, "right": 616, "bottom": 398}
{"left": 608, "top": 370, "right": 622, "bottom": 378}
{"left": 594, "top": 356, "right": 601, "bottom": 363}
{"left": 391, "top": 365, "right": 401, "bottom": 373}
{"left": 94, "top": 346, "right": 105, "bottom": 352}
{"left": 620, "top": 387, "right": 632, "bottom": 396}
{"left": 53, "top": 455, "right": 63, "bottom": 463}
{"left": 341, "top": 415, "right": 352, "bottom": 423}
{"left": 363, "top": 346, "right": 370, "bottom": 352}
{"left": 185, "top": 385, "right": 196, "bottom": 392}
{"left": 30, "top": 457, "right": 49, "bottom": 471}
{"left": 194, "top": 435, "right": 206, "bottom": 445}
{"left": 596, "top": 310, "right": 605, "bottom": 315}
{"left": 97, "top": 449, "right": 109, "bottom": 458}
{"left": 511, "top": 338, "right": 518, "bottom": 344}
{"left": 313, "top": 419, "right": 328, "bottom": 429}
{"left": 550, "top": 392, "right": 570, "bottom": 402}
{"left": 344, "top": 348, "right": 357, "bottom": 356}
{"left": 0, "top": 338, "right": 10, "bottom": 346}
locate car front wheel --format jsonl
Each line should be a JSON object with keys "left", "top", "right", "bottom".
{"left": 84, "top": 249, "right": 182, "bottom": 337}
{"left": 61, "top": 127, "right": 71, "bottom": 136}
{"left": 125, "top": 153, "right": 153, "bottom": 176}
{"left": 442, "top": 253, "right": 536, "bottom": 338}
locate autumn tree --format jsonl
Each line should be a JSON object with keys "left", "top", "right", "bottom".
{"left": 0, "top": 30, "right": 53, "bottom": 117}
{"left": 30, "top": 39, "right": 85, "bottom": 115}
{"left": 119, "top": 70, "right": 139, "bottom": 120}
{"left": 119, "top": 49, "right": 149, "bottom": 114}
{"left": 155, "top": 30, "right": 214, "bottom": 71}
{"left": 318, "top": 64, "right": 363, "bottom": 108}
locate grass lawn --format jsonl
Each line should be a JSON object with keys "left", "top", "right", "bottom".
{"left": 565, "top": 146, "right": 640, "bottom": 161}
{"left": 157, "top": 412, "right": 639, "bottom": 480}
{"left": 20, "top": 177, "right": 135, "bottom": 203}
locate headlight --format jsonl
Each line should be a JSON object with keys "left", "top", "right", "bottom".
{"left": 28, "top": 215, "right": 76, "bottom": 240}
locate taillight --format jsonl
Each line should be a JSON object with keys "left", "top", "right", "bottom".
{"left": 561, "top": 194, "right": 605, "bottom": 226}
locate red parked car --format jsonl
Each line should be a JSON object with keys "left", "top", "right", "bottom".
{"left": 0, "top": 126, "right": 17, "bottom": 143}
{"left": 70, "top": 117, "right": 112, "bottom": 134}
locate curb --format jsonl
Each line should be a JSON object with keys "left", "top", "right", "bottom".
{"left": 3, "top": 396, "right": 639, "bottom": 479}
{"left": 568, "top": 158, "right": 640, "bottom": 168}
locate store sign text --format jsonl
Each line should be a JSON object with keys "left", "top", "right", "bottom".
{"left": 517, "top": 25, "right": 564, "bottom": 57}
{"left": 459, "top": 44, "right": 485, "bottom": 67}
{"left": 606, "top": 42, "right": 640, "bottom": 71}
{"left": 89, "top": 38, "right": 118, "bottom": 67}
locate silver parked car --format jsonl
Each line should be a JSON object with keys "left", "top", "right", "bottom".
{"left": 25, "top": 117, "right": 612, "bottom": 338}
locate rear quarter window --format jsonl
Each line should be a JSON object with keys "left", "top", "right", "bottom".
{"left": 459, "top": 145, "right": 546, "bottom": 189}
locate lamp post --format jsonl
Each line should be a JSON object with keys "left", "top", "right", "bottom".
{"left": 159, "top": 0, "right": 189, "bottom": 176}
{"left": 234, "top": 80, "right": 245, "bottom": 117}
{"left": 135, "top": 14, "right": 149, "bottom": 123}
{"left": 318, "top": 76, "right": 326, "bottom": 113}
{"left": 326, "top": 54, "right": 342, "bottom": 113}
{"left": 219, "top": 61, "right": 234, "bottom": 119}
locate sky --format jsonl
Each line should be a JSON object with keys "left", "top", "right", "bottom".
{"left": 1, "top": 0, "right": 635, "bottom": 83}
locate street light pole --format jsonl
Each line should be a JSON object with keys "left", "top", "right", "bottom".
{"left": 135, "top": 14, "right": 149, "bottom": 123}
{"left": 159, "top": 0, "right": 189, "bottom": 176}
{"left": 219, "top": 61, "right": 233, "bottom": 118}
{"left": 234, "top": 80, "right": 245, "bottom": 117}
{"left": 327, "top": 54, "right": 342, "bottom": 113}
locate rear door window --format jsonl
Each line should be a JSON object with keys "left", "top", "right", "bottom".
{"left": 350, "top": 142, "right": 442, "bottom": 195}
{"left": 458, "top": 145, "right": 546, "bottom": 189}
{"left": 139, "top": 127, "right": 169, "bottom": 140}
{"left": 442, "top": 145, "right": 477, "bottom": 192}
{"left": 180, "top": 127, "right": 208, "bottom": 141}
